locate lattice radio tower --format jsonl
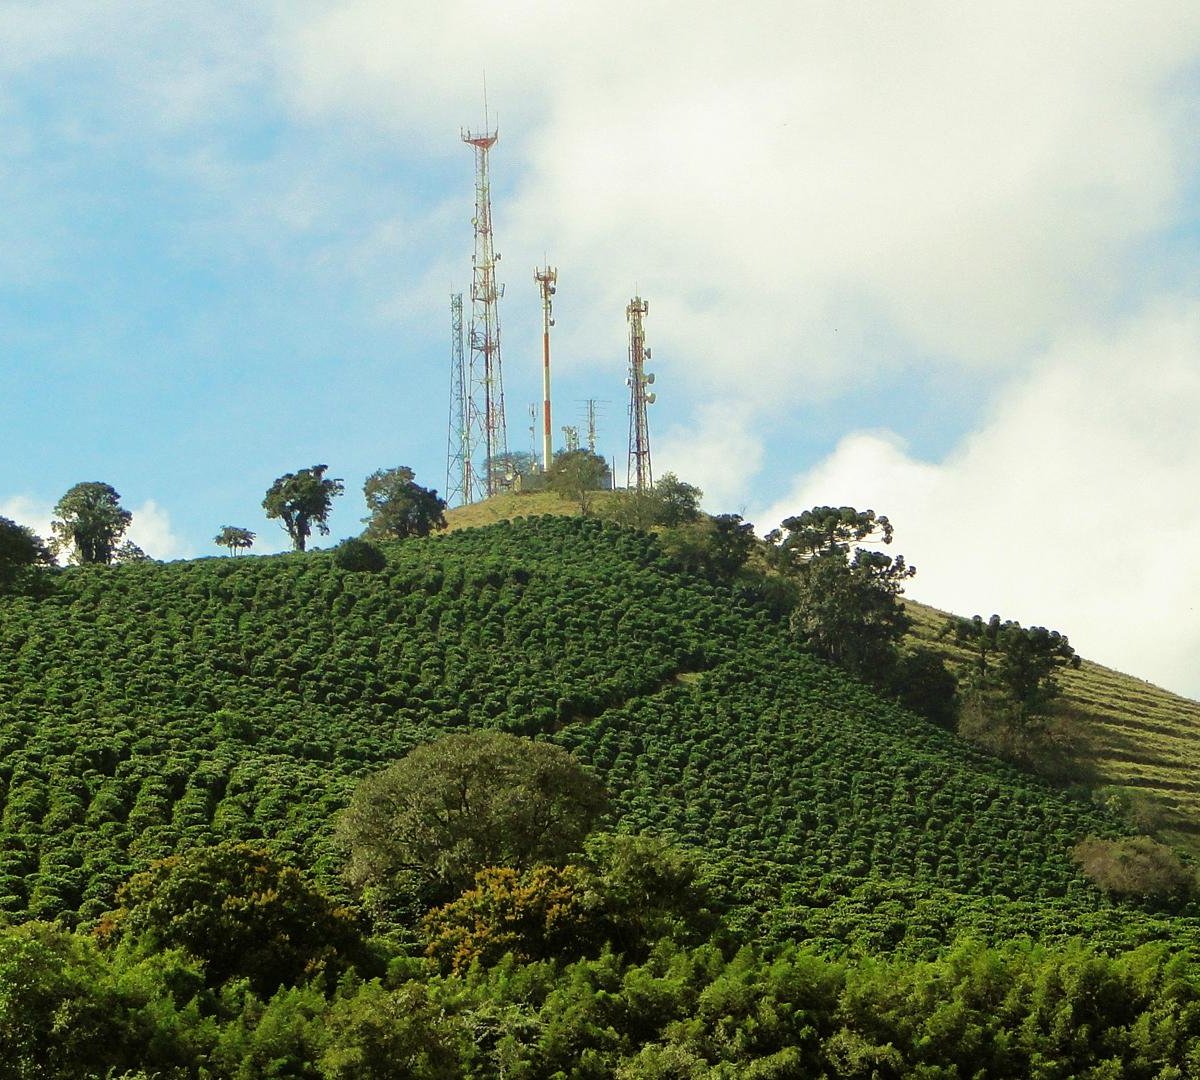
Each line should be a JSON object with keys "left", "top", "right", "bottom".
{"left": 445, "top": 292, "right": 470, "bottom": 506}
{"left": 625, "top": 296, "right": 656, "bottom": 491}
{"left": 462, "top": 115, "right": 508, "bottom": 498}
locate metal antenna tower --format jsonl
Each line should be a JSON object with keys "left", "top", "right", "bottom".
{"left": 625, "top": 296, "right": 656, "bottom": 491}
{"left": 462, "top": 113, "right": 508, "bottom": 497}
{"left": 584, "top": 398, "right": 600, "bottom": 453}
{"left": 534, "top": 264, "right": 557, "bottom": 471}
{"left": 446, "top": 293, "right": 470, "bottom": 507}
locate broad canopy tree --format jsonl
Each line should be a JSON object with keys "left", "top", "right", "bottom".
{"left": 361, "top": 466, "right": 447, "bottom": 541}
{"left": 50, "top": 482, "right": 133, "bottom": 565}
{"left": 262, "top": 464, "right": 344, "bottom": 552}
{"left": 546, "top": 449, "right": 609, "bottom": 516}
{"left": 336, "top": 730, "right": 608, "bottom": 914}
{"left": 0, "top": 517, "right": 53, "bottom": 586}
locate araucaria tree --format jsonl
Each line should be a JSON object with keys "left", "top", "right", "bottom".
{"left": 361, "top": 466, "right": 447, "bottom": 540}
{"left": 262, "top": 465, "right": 343, "bottom": 552}
{"left": 50, "top": 482, "right": 133, "bottom": 565}
{"left": 770, "top": 506, "right": 915, "bottom": 682}
{"left": 213, "top": 526, "right": 255, "bottom": 555}
{"left": 951, "top": 614, "right": 1081, "bottom": 713}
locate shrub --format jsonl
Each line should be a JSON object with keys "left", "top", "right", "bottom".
{"left": 1072, "top": 835, "right": 1194, "bottom": 900}
{"left": 333, "top": 538, "right": 388, "bottom": 573}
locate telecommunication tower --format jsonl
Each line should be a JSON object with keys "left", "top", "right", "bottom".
{"left": 462, "top": 118, "right": 508, "bottom": 497}
{"left": 445, "top": 293, "right": 469, "bottom": 506}
{"left": 584, "top": 398, "right": 602, "bottom": 453}
{"left": 625, "top": 296, "right": 656, "bottom": 491}
{"left": 534, "top": 264, "right": 557, "bottom": 471}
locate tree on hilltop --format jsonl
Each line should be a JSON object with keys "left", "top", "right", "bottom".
{"left": 50, "top": 482, "right": 132, "bottom": 565}
{"left": 361, "top": 466, "right": 446, "bottom": 541}
{"left": 213, "top": 525, "right": 255, "bottom": 555}
{"left": 546, "top": 449, "right": 609, "bottom": 516}
{"left": 263, "top": 465, "right": 343, "bottom": 552}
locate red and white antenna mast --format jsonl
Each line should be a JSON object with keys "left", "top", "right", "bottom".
{"left": 534, "top": 264, "right": 557, "bottom": 471}
{"left": 625, "top": 296, "right": 656, "bottom": 492}
{"left": 462, "top": 103, "right": 508, "bottom": 497}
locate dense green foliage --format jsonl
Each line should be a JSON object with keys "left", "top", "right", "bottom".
{"left": 337, "top": 730, "right": 608, "bottom": 912}
{"left": 361, "top": 465, "right": 447, "bottom": 541}
{"left": 5, "top": 918, "right": 1200, "bottom": 1078}
{"left": 98, "top": 842, "right": 365, "bottom": 993}
{"left": 262, "top": 464, "right": 344, "bottom": 551}
{"left": 4, "top": 512, "right": 1200, "bottom": 1072}
{"left": 0, "top": 514, "right": 1192, "bottom": 950}
{"left": 50, "top": 481, "right": 132, "bottom": 565}
{"left": 0, "top": 517, "right": 52, "bottom": 589}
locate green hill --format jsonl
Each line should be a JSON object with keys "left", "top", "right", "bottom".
{"left": 0, "top": 515, "right": 1194, "bottom": 954}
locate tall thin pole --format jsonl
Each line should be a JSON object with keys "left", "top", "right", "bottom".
{"left": 535, "top": 265, "right": 557, "bottom": 471}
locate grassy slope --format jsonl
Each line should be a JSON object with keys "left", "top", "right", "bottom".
{"left": 905, "top": 599, "right": 1200, "bottom": 851}
{"left": 0, "top": 514, "right": 1196, "bottom": 955}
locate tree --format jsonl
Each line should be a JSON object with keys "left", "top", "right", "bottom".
{"left": 361, "top": 466, "right": 447, "bottom": 541}
{"left": 657, "top": 513, "right": 756, "bottom": 580}
{"left": 336, "top": 731, "right": 609, "bottom": 914}
{"left": 112, "top": 540, "right": 150, "bottom": 564}
{"left": 97, "top": 842, "right": 364, "bottom": 993}
{"left": 213, "top": 526, "right": 255, "bottom": 555}
{"left": 645, "top": 472, "right": 702, "bottom": 527}
{"left": 0, "top": 516, "right": 53, "bottom": 587}
{"left": 768, "top": 506, "right": 893, "bottom": 566}
{"left": 771, "top": 507, "right": 915, "bottom": 682}
{"left": 950, "top": 614, "right": 1081, "bottom": 713}
{"left": 789, "top": 548, "right": 914, "bottom": 678}
{"left": 546, "top": 449, "right": 609, "bottom": 516}
{"left": 262, "top": 464, "right": 344, "bottom": 552}
{"left": 50, "top": 482, "right": 133, "bottom": 565}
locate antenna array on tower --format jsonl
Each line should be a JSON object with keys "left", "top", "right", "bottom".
{"left": 626, "top": 297, "right": 655, "bottom": 492}
{"left": 461, "top": 120, "right": 509, "bottom": 498}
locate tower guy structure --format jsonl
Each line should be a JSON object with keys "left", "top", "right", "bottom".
{"left": 445, "top": 293, "right": 469, "bottom": 506}
{"left": 534, "top": 264, "right": 557, "bottom": 471}
{"left": 625, "top": 296, "right": 656, "bottom": 492}
{"left": 462, "top": 120, "right": 508, "bottom": 497}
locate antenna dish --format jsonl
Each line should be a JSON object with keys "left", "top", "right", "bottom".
{"left": 645, "top": 372, "right": 655, "bottom": 384}
{"left": 646, "top": 392, "right": 657, "bottom": 404}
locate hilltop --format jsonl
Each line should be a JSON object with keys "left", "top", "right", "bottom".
{"left": 453, "top": 490, "right": 1200, "bottom": 854}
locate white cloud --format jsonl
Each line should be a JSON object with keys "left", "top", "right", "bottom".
{"left": 755, "top": 299, "right": 1200, "bottom": 698}
{"left": 127, "top": 500, "right": 187, "bottom": 562}
{"left": 0, "top": 496, "right": 53, "bottom": 543}
{"left": 0, "top": 496, "right": 187, "bottom": 562}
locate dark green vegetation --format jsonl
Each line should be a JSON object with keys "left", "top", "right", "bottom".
{"left": 5, "top": 514, "right": 1200, "bottom": 1074}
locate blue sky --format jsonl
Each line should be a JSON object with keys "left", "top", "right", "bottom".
{"left": 3, "top": 2, "right": 1200, "bottom": 697}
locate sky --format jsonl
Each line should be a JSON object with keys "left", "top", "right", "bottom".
{"left": 1, "top": 2, "right": 1199, "bottom": 697}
